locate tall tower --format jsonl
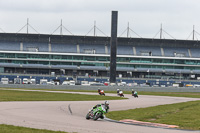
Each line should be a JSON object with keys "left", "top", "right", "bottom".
{"left": 109, "top": 11, "right": 118, "bottom": 83}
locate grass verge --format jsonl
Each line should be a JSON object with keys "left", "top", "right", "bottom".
{"left": 2, "top": 87, "right": 200, "bottom": 98}
{"left": 139, "top": 91, "right": 200, "bottom": 98}
{"left": 0, "top": 89, "right": 125, "bottom": 101}
{"left": 0, "top": 124, "right": 69, "bottom": 133}
{"left": 106, "top": 100, "right": 200, "bottom": 130}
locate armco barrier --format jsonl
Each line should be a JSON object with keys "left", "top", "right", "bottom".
{"left": 0, "top": 84, "right": 200, "bottom": 92}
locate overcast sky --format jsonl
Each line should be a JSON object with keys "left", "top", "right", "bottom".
{"left": 0, "top": 0, "right": 200, "bottom": 40}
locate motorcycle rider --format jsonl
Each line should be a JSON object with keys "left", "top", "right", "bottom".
{"left": 117, "top": 89, "right": 120, "bottom": 95}
{"left": 131, "top": 89, "right": 135, "bottom": 95}
{"left": 119, "top": 90, "right": 123, "bottom": 95}
{"left": 134, "top": 90, "right": 138, "bottom": 96}
{"left": 98, "top": 88, "right": 101, "bottom": 94}
{"left": 91, "top": 101, "right": 109, "bottom": 118}
{"left": 86, "top": 101, "right": 109, "bottom": 120}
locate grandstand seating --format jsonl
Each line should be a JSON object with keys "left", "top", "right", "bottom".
{"left": 164, "top": 69, "right": 191, "bottom": 74}
{"left": 0, "top": 42, "right": 20, "bottom": 51}
{"left": 1, "top": 41, "right": 195, "bottom": 58}
{"left": 116, "top": 67, "right": 134, "bottom": 71}
{"left": 181, "top": 69, "right": 192, "bottom": 74}
{"left": 190, "top": 48, "right": 200, "bottom": 58}
{"left": 136, "top": 68, "right": 149, "bottom": 72}
{"left": 165, "top": 69, "right": 179, "bottom": 73}
{"left": 51, "top": 43, "right": 77, "bottom": 53}
{"left": 23, "top": 43, "right": 48, "bottom": 52}
{"left": 117, "top": 45, "right": 133, "bottom": 55}
{"left": 149, "top": 68, "right": 163, "bottom": 73}
{"left": 79, "top": 44, "right": 105, "bottom": 54}
{"left": 192, "top": 70, "right": 200, "bottom": 74}
{"left": 163, "top": 47, "right": 189, "bottom": 57}
{"left": 0, "top": 63, "right": 20, "bottom": 67}
{"left": 80, "top": 66, "right": 107, "bottom": 70}
{"left": 51, "top": 65, "right": 77, "bottom": 69}
{"left": 22, "top": 64, "right": 49, "bottom": 68}
{"left": 135, "top": 46, "right": 161, "bottom": 56}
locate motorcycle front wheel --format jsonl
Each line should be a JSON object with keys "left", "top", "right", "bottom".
{"left": 86, "top": 113, "right": 90, "bottom": 120}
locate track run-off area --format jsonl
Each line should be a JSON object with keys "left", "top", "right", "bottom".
{"left": 0, "top": 89, "right": 199, "bottom": 133}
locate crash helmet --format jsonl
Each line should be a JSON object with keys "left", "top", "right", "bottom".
{"left": 105, "top": 101, "right": 109, "bottom": 105}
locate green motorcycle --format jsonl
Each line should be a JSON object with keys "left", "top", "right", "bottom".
{"left": 86, "top": 104, "right": 107, "bottom": 121}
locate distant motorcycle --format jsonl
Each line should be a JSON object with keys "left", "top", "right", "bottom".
{"left": 98, "top": 89, "right": 105, "bottom": 96}
{"left": 86, "top": 105, "right": 106, "bottom": 120}
{"left": 118, "top": 91, "right": 124, "bottom": 97}
{"left": 132, "top": 91, "right": 138, "bottom": 98}
{"left": 132, "top": 93, "right": 138, "bottom": 98}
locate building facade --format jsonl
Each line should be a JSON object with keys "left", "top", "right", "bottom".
{"left": 1, "top": 33, "right": 200, "bottom": 80}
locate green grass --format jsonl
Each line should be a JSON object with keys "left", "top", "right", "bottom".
{"left": 106, "top": 100, "right": 200, "bottom": 130}
{"left": 0, "top": 89, "right": 125, "bottom": 101}
{"left": 139, "top": 91, "right": 200, "bottom": 98}
{"left": 2, "top": 87, "right": 200, "bottom": 98}
{"left": 0, "top": 124, "right": 69, "bottom": 133}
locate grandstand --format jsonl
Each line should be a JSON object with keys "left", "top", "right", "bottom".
{"left": 0, "top": 32, "right": 200, "bottom": 83}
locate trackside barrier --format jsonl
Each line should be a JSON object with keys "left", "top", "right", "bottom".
{"left": 0, "top": 84, "right": 200, "bottom": 92}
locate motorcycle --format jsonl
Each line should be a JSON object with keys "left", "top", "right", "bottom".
{"left": 118, "top": 91, "right": 124, "bottom": 97}
{"left": 86, "top": 105, "right": 106, "bottom": 120}
{"left": 119, "top": 93, "right": 124, "bottom": 97}
{"left": 98, "top": 89, "right": 105, "bottom": 96}
{"left": 132, "top": 93, "right": 138, "bottom": 98}
{"left": 99, "top": 90, "right": 105, "bottom": 96}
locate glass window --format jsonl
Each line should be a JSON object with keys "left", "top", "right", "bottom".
{"left": 14, "top": 60, "right": 26, "bottom": 64}
{"left": 5, "top": 53, "right": 15, "bottom": 58}
{"left": 61, "top": 55, "right": 68, "bottom": 59}
{"left": 163, "top": 59, "right": 174, "bottom": 64}
{"left": 0, "top": 53, "right": 4, "bottom": 57}
{"left": 60, "top": 62, "right": 72, "bottom": 65}
{"left": 84, "top": 56, "right": 95, "bottom": 61}
{"left": 67, "top": 56, "right": 73, "bottom": 60}
{"left": 38, "top": 54, "right": 49, "bottom": 59}
{"left": 73, "top": 56, "right": 83, "bottom": 60}
{"left": 16, "top": 54, "right": 27, "bottom": 58}
{"left": 117, "top": 57, "right": 129, "bottom": 62}
{"left": 152, "top": 59, "right": 162, "bottom": 63}
{"left": 0, "top": 60, "right": 5, "bottom": 63}
{"left": 96, "top": 57, "right": 108, "bottom": 61}
{"left": 51, "top": 62, "right": 60, "bottom": 65}
{"left": 27, "top": 61, "right": 38, "bottom": 64}
{"left": 174, "top": 60, "right": 184, "bottom": 64}
{"left": 52, "top": 55, "right": 61, "bottom": 59}
{"left": 29, "top": 54, "right": 39, "bottom": 59}
{"left": 38, "top": 61, "right": 49, "bottom": 65}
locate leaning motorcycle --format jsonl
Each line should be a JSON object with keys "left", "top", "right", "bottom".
{"left": 132, "top": 93, "right": 138, "bottom": 98}
{"left": 99, "top": 90, "right": 105, "bottom": 96}
{"left": 86, "top": 105, "right": 106, "bottom": 120}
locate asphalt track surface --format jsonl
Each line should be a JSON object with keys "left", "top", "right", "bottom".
{"left": 0, "top": 89, "right": 200, "bottom": 133}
